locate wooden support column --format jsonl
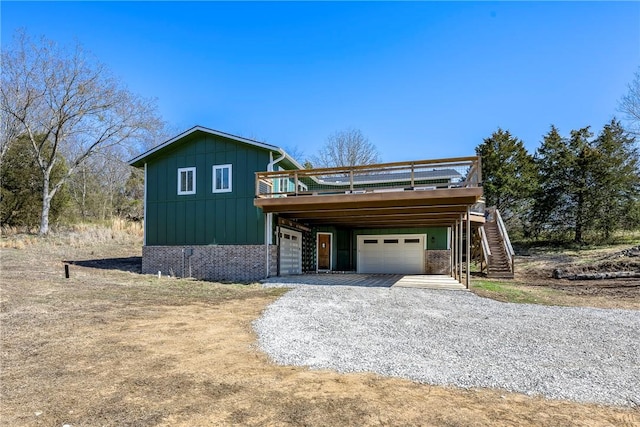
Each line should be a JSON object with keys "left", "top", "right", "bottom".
{"left": 450, "top": 223, "right": 455, "bottom": 278}
{"left": 452, "top": 221, "right": 458, "bottom": 280}
{"left": 458, "top": 214, "right": 463, "bottom": 284}
{"left": 466, "top": 206, "right": 471, "bottom": 289}
{"left": 265, "top": 214, "right": 269, "bottom": 278}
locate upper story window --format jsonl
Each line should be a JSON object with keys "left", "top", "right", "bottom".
{"left": 178, "top": 167, "right": 196, "bottom": 195}
{"left": 212, "top": 164, "right": 232, "bottom": 193}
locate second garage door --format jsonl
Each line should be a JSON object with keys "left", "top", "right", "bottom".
{"left": 357, "top": 234, "right": 425, "bottom": 274}
{"left": 280, "top": 228, "right": 302, "bottom": 275}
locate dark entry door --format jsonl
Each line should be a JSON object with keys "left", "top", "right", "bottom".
{"left": 317, "top": 234, "right": 331, "bottom": 270}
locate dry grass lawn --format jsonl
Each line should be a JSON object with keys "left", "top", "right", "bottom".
{"left": 1, "top": 225, "right": 639, "bottom": 426}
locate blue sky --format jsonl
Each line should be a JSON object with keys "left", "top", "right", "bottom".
{"left": 2, "top": 1, "right": 639, "bottom": 162}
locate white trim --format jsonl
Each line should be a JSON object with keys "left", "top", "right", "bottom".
{"left": 143, "top": 163, "right": 147, "bottom": 246}
{"left": 129, "top": 125, "right": 304, "bottom": 170}
{"left": 266, "top": 214, "right": 273, "bottom": 245}
{"left": 267, "top": 150, "right": 286, "bottom": 172}
{"left": 177, "top": 167, "right": 196, "bottom": 195}
{"left": 266, "top": 151, "right": 279, "bottom": 246}
{"left": 212, "top": 164, "right": 232, "bottom": 193}
{"left": 316, "top": 232, "right": 333, "bottom": 272}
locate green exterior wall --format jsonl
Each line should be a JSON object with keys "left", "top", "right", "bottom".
{"left": 144, "top": 132, "right": 273, "bottom": 246}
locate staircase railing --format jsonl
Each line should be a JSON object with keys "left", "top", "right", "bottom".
{"left": 494, "top": 208, "right": 515, "bottom": 274}
{"left": 478, "top": 226, "right": 491, "bottom": 273}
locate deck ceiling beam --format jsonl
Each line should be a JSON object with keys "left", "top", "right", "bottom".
{"left": 279, "top": 204, "right": 470, "bottom": 218}
{"left": 280, "top": 214, "right": 484, "bottom": 228}
{"left": 295, "top": 212, "right": 467, "bottom": 223}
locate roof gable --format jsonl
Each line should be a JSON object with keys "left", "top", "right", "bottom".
{"left": 129, "top": 125, "right": 302, "bottom": 168}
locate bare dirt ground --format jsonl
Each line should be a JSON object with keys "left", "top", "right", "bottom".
{"left": 1, "top": 229, "right": 639, "bottom": 426}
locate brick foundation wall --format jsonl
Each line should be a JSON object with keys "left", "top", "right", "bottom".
{"left": 425, "top": 250, "right": 451, "bottom": 274}
{"left": 142, "top": 245, "right": 278, "bottom": 282}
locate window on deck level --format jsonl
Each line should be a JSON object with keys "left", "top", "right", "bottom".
{"left": 178, "top": 167, "right": 196, "bottom": 195}
{"left": 213, "top": 164, "right": 232, "bottom": 193}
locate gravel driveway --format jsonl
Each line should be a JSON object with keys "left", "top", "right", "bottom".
{"left": 254, "top": 286, "right": 640, "bottom": 406}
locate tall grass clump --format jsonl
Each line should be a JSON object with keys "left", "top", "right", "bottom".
{"left": 0, "top": 218, "right": 143, "bottom": 249}
{"left": 0, "top": 226, "right": 40, "bottom": 249}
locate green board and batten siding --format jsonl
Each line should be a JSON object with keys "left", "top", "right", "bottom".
{"left": 144, "top": 132, "right": 273, "bottom": 246}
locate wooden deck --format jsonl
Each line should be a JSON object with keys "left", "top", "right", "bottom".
{"left": 254, "top": 156, "right": 484, "bottom": 228}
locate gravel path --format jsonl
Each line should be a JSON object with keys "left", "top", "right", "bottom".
{"left": 254, "top": 286, "right": 640, "bottom": 406}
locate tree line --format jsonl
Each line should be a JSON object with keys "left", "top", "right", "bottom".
{"left": 1, "top": 134, "right": 145, "bottom": 228}
{"left": 477, "top": 120, "right": 640, "bottom": 244}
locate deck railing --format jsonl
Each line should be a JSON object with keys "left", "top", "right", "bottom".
{"left": 478, "top": 225, "right": 491, "bottom": 270}
{"left": 256, "top": 156, "right": 482, "bottom": 198}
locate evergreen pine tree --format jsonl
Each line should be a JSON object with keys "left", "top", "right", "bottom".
{"left": 476, "top": 128, "right": 536, "bottom": 234}
{"left": 590, "top": 120, "right": 640, "bottom": 239}
{"left": 533, "top": 121, "right": 639, "bottom": 243}
{"left": 531, "top": 125, "right": 571, "bottom": 238}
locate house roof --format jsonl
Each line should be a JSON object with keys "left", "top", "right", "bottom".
{"left": 128, "top": 125, "right": 304, "bottom": 169}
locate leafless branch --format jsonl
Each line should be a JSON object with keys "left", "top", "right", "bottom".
{"left": 311, "top": 128, "right": 381, "bottom": 168}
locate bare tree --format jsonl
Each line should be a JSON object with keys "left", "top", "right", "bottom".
{"left": 311, "top": 128, "right": 381, "bottom": 168}
{"left": 619, "top": 67, "right": 640, "bottom": 137}
{"left": 0, "top": 100, "right": 20, "bottom": 164}
{"left": 66, "top": 148, "right": 131, "bottom": 221}
{"left": 1, "top": 30, "right": 163, "bottom": 234}
{"left": 282, "top": 145, "right": 306, "bottom": 165}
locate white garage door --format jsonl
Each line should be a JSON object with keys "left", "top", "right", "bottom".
{"left": 280, "top": 228, "right": 302, "bottom": 275}
{"left": 357, "top": 234, "right": 425, "bottom": 274}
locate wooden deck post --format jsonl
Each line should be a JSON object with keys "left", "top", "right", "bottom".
{"left": 410, "top": 163, "right": 415, "bottom": 188}
{"left": 450, "top": 223, "right": 455, "bottom": 279}
{"left": 452, "top": 221, "right": 457, "bottom": 280}
{"left": 466, "top": 206, "right": 471, "bottom": 289}
{"left": 458, "top": 214, "right": 463, "bottom": 284}
{"left": 265, "top": 215, "right": 270, "bottom": 278}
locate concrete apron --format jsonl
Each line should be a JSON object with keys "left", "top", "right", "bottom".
{"left": 262, "top": 274, "right": 467, "bottom": 290}
{"left": 392, "top": 274, "right": 467, "bottom": 290}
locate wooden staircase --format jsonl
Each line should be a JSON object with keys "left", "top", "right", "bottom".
{"left": 475, "top": 207, "right": 515, "bottom": 279}
{"left": 483, "top": 221, "right": 514, "bottom": 278}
